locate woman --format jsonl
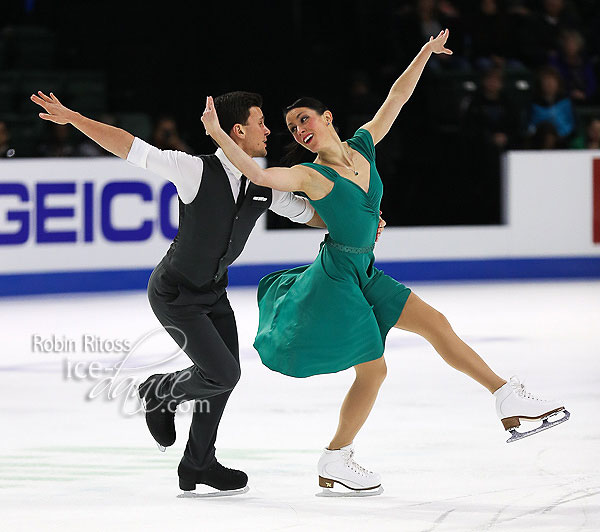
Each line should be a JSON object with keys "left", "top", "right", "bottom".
{"left": 202, "top": 30, "right": 569, "bottom": 494}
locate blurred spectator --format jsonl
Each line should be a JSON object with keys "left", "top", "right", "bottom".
{"left": 570, "top": 118, "right": 600, "bottom": 149}
{"left": 537, "top": 0, "right": 582, "bottom": 56}
{"left": 503, "top": 2, "right": 541, "bottom": 66}
{"left": 393, "top": 0, "right": 468, "bottom": 71}
{"left": 548, "top": 29, "right": 597, "bottom": 104}
{"left": 462, "top": 67, "right": 520, "bottom": 150}
{"left": 505, "top": 0, "right": 580, "bottom": 67}
{"left": 467, "top": 0, "right": 515, "bottom": 71}
{"left": 527, "top": 121, "right": 564, "bottom": 149}
{"left": 151, "top": 116, "right": 192, "bottom": 152}
{"left": 460, "top": 67, "right": 518, "bottom": 222}
{"left": 527, "top": 65, "right": 575, "bottom": 141}
{"left": 38, "top": 122, "right": 76, "bottom": 157}
{"left": 0, "top": 121, "right": 16, "bottom": 158}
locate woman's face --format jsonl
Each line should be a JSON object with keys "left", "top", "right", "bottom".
{"left": 285, "top": 107, "right": 329, "bottom": 152}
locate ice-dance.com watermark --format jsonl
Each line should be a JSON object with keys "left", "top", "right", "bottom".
{"left": 31, "top": 327, "right": 211, "bottom": 417}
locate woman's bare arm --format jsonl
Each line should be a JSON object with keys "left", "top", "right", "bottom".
{"left": 362, "top": 29, "right": 452, "bottom": 145}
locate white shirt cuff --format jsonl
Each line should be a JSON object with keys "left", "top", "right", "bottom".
{"left": 126, "top": 137, "right": 152, "bottom": 168}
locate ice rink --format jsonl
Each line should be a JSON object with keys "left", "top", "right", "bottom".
{"left": 1, "top": 280, "right": 598, "bottom": 531}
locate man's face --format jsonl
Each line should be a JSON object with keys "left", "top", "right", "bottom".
{"left": 238, "top": 106, "right": 270, "bottom": 157}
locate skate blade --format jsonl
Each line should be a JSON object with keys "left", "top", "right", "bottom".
{"left": 177, "top": 486, "right": 249, "bottom": 498}
{"left": 316, "top": 486, "right": 383, "bottom": 498}
{"left": 506, "top": 409, "right": 570, "bottom": 443}
{"left": 156, "top": 443, "right": 166, "bottom": 452}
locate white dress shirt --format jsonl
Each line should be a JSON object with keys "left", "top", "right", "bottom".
{"left": 126, "top": 137, "right": 314, "bottom": 224}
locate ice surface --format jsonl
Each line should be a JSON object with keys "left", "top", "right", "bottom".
{"left": 1, "top": 280, "right": 598, "bottom": 531}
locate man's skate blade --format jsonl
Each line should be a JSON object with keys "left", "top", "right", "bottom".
{"left": 177, "top": 485, "right": 249, "bottom": 498}
{"left": 156, "top": 443, "right": 166, "bottom": 452}
{"left": 506, "top": 409, "right": 570, "bottom": 443}
{"left": 316, "top": 486, "right": 383, "bottom": 498}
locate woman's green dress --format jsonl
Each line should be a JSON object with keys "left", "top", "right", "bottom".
{"left": 254, "top": 129, "right": 411, "bottom": 377}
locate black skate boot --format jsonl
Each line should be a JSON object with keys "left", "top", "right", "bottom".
{"left": 138, "top": 374, "right": 176, "bottom": 450}
{"left": 178, "top": 460, "right": 248, "bottom": 492}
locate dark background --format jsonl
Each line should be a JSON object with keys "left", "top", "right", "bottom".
{"left": 2, "top": 0, "right": 600, "bottom": 227}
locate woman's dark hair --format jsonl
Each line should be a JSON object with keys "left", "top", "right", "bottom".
{"left": 281, "top": 97, "right": 330, "bottom": 166}
{"left": 213, "top": 91, "right": 263, "bottom": 136}
{"left": 283, "top": 97, "right": 329, "bottom": 119}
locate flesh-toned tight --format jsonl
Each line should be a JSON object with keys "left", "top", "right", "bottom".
{"left": 328, "top": 292, "right": 506, "bottom": 449}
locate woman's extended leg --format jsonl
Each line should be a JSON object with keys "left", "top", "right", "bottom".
{"left": 394, "top": 292, "right": 506, "bottom": 393}
{"left": 328, "top": 356, "right": 387, "bottom": 449}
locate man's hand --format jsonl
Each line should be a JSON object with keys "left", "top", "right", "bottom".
{"left": 30, "top": 91, "right": 76, "bottom": 125}
{"left": 427, "top": 29, "right": 453, "bottom": 55}
{"left": 376, "top": 211, "right": 386, "bottom": 242}
{"left": 30, "top": 90, "right": 134, "bottom": 159}
{"left": 201, "top": 96, "right": 222, "bottom": 138}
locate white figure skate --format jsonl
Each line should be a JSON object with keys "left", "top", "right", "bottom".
{"left": 316, "top": 444, "right": 383, "bottom": 497}
{"left": 494, "top": 376, "right": 570, "bottom": 443}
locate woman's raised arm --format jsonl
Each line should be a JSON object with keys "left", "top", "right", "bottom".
{"left": 362, "top": 29, "right": 452, "bottom": 145}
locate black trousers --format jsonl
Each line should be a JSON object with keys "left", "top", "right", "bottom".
{"left": 147, "top": 259, "right": 241, "bottom": 470}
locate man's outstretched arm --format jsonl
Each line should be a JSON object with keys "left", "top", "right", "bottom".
{"left": 31, "top": 90, "right": 204, "bottom": 204}
{"left": 31, "top": 91, "right": 134, "bottom": 158}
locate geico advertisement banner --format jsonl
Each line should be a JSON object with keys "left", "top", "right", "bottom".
{"left": 0, "top": 158, "right": 178, "bottom": 274}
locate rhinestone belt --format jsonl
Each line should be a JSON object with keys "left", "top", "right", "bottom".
{"left": 324, "top": 234, "right": 374, "bottom": 254}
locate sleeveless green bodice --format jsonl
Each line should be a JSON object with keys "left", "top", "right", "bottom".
{"left": 301, "top": 128, "right": 382, "bottom": 249}
{"left": 253, "top": 129, "right": 411, "bottom": 378}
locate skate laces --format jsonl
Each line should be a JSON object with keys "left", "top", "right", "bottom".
{"left": 342, "top": 448, "right": 373, "bottom": 477}
{"left": 509, "top": 376, "right": 545, "bottom": 402}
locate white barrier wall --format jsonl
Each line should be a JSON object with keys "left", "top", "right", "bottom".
{"left": 238, "top": 150, "right": 600, "bottom": 262}
{"left": 0, "top": 150, "right": 599, "bottom": 295}
{"left": 0, "top": 158, "right": 179, "bottom": 273}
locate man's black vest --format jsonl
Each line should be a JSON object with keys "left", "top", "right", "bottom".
{"left": 163, "top": 154, "right": 272, "bottom": 290}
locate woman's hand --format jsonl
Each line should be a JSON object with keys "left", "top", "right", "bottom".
{"left": 30, "top": 91, "right": 76, "bottom": 125}
{"left": 376, "top": 211, "right": 386, "bottom": 242}
{"left": 201, "top": 95, "right": 223, "bottom": 138}
{"left": 427, "top": 29, "right": 453, "bottom": 55}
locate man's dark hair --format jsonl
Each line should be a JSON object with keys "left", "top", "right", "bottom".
{"left": 214, "top": 91, "right": 263, "bottom": 137}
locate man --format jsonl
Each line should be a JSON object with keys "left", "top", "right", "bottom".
{"left": 30, "top": 90, "right": 330, "bottom": 494}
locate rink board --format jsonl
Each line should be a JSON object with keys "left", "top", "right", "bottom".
{"left": 0, "top": 256, "right": 600, "bottom": 296}
{"left": 1, "top": 151, "right": 599, "bottom": 295}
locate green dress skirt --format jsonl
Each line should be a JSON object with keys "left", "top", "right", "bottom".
{"left": 254, "top": 129, "right": 411, "bottom": 377}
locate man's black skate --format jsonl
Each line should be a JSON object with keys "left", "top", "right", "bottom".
{"left": 178, "top": 460, "right": 248, "bottom": 492}
{"left": 138, "top": 374, "right": 176, "bottom": 450}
